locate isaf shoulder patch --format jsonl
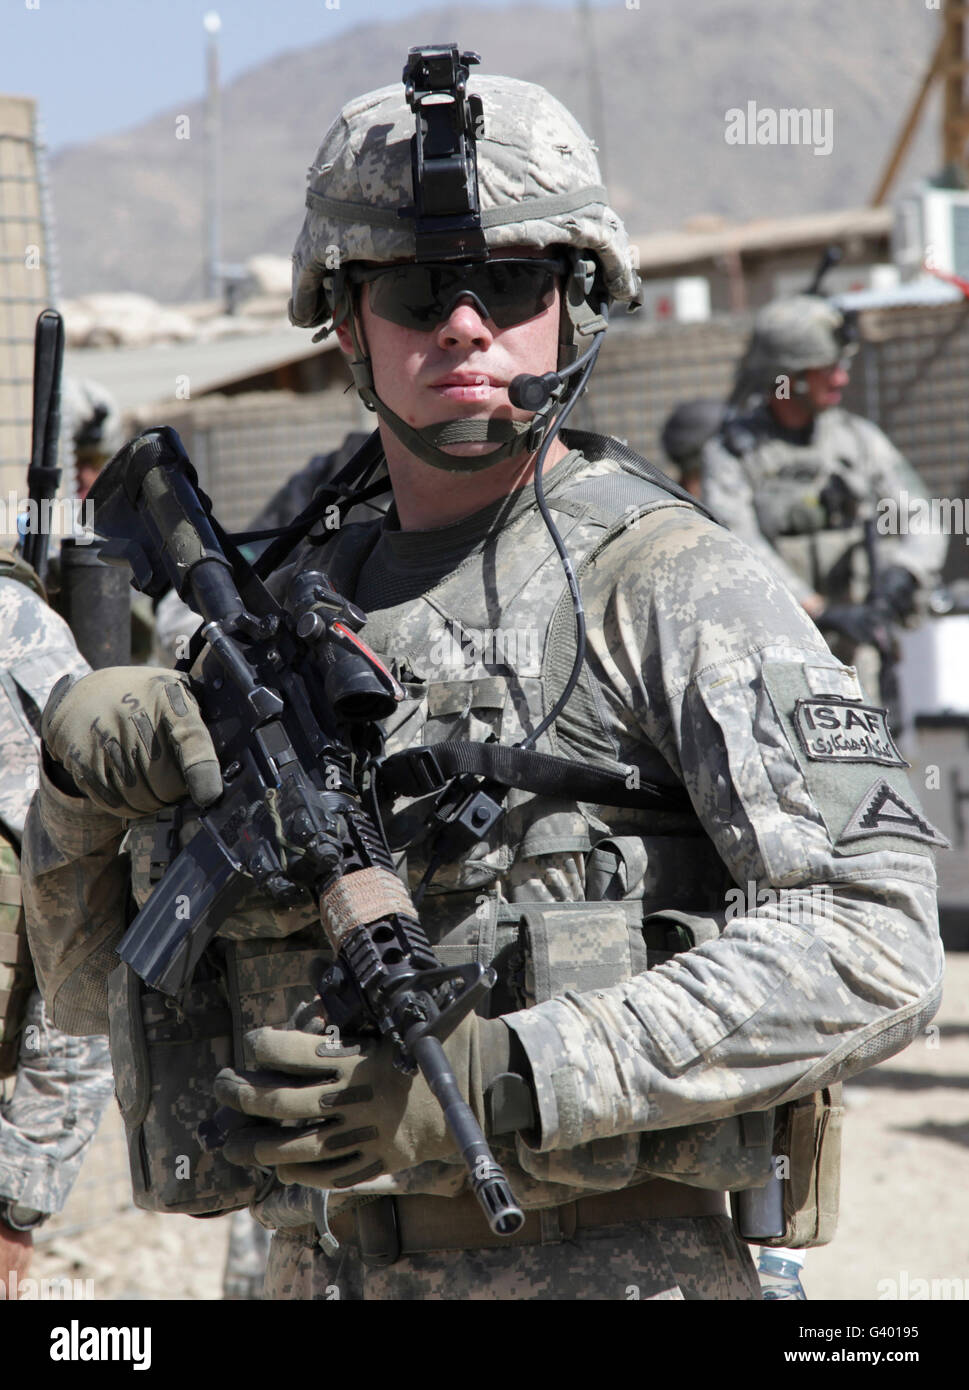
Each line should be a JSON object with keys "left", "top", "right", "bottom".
{"left": 840, "top": 778, "right": 950, "bottom": 849}
{"left": 762, "top": 658, "right": 947, "bottom": 855}
{"left": 793, "top": 698, "right": 906, "bottom": 767}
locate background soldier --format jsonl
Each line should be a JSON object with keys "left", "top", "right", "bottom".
{"left": 699, "top": 295, "right": 947, "bottom": 713}
{"left": 0, "top": 553, "right": 114, "bottom": 1288}
{"left": 0, "top": 378, "right": 128, "bottom": 1291}
{"left": 22, "top": 55, "right": 944, "bottom": 1301}
{"left": 60, "top": 378, "right": 123, "bottom": 501}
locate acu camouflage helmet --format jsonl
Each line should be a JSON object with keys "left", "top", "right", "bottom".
{"left": 660, "top": 398, "right": 725, "bottom": 467}
{"left": 61, "top": 378, "right": 122, "bottom": 472}
{"left": 290, "top": 75, "right": 641, "bottom": 335}
{"left": 740, "top": 295, "right": 855, "bottom": 388}
{"left": 289, "top": 66, "right": 641, "bottom": 472}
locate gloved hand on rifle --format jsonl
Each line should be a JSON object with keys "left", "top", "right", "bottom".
{"left": 214, "top": 1008, "right": 530, "bottom": 1188}
{"left": 41, "top": 667, "right": 222, "bottom": 815}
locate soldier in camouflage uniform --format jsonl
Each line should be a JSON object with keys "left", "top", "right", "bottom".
{"left": 699, "top": 296, "right": 947, "bottom": 705}
{"left": 60, "top": 377, "right": 123, "bottom": 501}
{"left": 0, "top": 554, "right": 114, "bottom": 1284}
{"left": 0, "top": 382, "right": 125, "bottom": 1286}
{"left": 21, "top": 62, "right": 944, "bottom": 1301}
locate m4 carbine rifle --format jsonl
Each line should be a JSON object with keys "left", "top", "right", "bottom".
{"left": 88, "top": 427, "right": 524, "bottom": 1238}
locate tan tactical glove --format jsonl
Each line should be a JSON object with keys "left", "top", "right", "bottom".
{"left": 42, "top": 667, "right": 222, "bottom": 816}
{"left": 214, "top": 1013, "right": 513, "bottom": 1189}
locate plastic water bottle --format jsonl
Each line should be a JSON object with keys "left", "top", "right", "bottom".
{"left": 758, "top": 1247, "right": 807, "bottom": 1300}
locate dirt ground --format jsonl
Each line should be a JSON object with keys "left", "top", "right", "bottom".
{"left": 26, "top": 953, "right": 969, "bottom": 1302}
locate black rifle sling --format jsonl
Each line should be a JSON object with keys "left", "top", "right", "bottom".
{"left": 251, "top": 429, "right": 387, "bottom": 581}
{"left": 178, "top": 431, "right": 387, "bottom": 671}
{"left": 378, "top": 738, "right": 694, "bottom": 817}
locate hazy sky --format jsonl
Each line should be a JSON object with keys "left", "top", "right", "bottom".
{"left": 2, "top": 0, "right": 614, "bottom": 152}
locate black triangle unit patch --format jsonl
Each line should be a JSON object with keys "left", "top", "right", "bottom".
{"left": 839, "top": 778, "right": 950, "bottom": 849}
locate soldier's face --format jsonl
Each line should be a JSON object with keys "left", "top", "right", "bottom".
{"left": 803, "top": 360, "right": 850, "bottom": 411}
{"left": 75, "top": 461, "right": 101, "bottom": 500}
{"left": 336, "top": 251, "right": 562, "bottom": 462}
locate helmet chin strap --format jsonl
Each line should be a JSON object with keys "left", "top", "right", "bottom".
{"left": 341, "top": 253, "right": 605, "bottom": 474}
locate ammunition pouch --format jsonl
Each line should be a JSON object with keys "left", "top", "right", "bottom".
{"left": 499, "top": 889, "right": 842, "bottom": 1232}
{"left": 753, "top": 1084, "right": 844, "bottom": 1249}
{"left": 107, "top": 959, "right": 264, "bottom": 1216}
{"left": 107, "top": 925, "right": 329, "bottom": 1217}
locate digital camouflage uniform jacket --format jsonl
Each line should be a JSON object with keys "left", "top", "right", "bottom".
{"left": 0, "top": 574, "right": 114, "bottom": 1216}
{"left": 20, "top": 444, "right": 944, "bottom": 1253}
{"left": 699, "top": 404, "right": 947, "bottom": 608}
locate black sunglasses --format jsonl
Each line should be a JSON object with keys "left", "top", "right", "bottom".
{"left": 346, "top": 257, "right": 568, "bottom": 332}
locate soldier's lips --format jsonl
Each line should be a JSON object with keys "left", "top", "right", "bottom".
{"left": 430, "top": 374, "right": 504, "bottom": 401}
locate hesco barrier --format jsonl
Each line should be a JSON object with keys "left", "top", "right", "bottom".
{"left": 847, "top": 301, "right": 969, "bottom": 582}
{"left": 127, "top": 387, "right": 366, "bottom": 534}
{"left": 567, "top": 316, "right": 751, "bottom": 460}
{"left": 138, "top": 303, "right": 969, "bottom": 578}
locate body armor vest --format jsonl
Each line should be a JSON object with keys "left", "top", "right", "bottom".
{"left": 112, "top": 436, "right": 779, "bottom": 1213}
{"left": 723, "top": 408, "right": 874, "bottom": 603}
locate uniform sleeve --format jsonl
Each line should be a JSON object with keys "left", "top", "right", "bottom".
{"left": 855, "top": 418, "right": 948, "bottom": 592}
{"left": 505, "top": 507, "right": 944, "bottom": 1151}
{"left": 0, "top": 990, "right": 114, "bottom": 1215}
{"left": 0, "top": 579, "right": 90, "bottom": 838}
{"left": 21, "top": 769, "right": 129, "bottom": 1037}
{"left": 1, "top": 587, "right": 129, "bottom": 1038}
{"left": 699, "top": 435, "right": 814, "bottom": 604}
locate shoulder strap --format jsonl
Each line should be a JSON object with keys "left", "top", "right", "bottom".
{"left": 251, "top": 430, "right": 387, "bottom": 581}
{"left": 378, "top": 738, "right": 696, "bottom": 819}
{"left": 561, "top": 429, "right": 722, "bottom": 526}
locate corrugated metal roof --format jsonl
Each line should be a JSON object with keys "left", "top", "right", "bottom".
{"left": 632, "top": 206, "right": 894, "bottom": 271}
{"left": 64, "top": 323, "right": 336, "bottom": 413}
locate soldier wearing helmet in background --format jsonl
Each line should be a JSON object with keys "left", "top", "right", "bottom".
{"left": 22, "top": 51, "right": 943, "bottom": 1301}
{"left": 659, "top": 398, "right": 725, "bottom": 498}
{"left": 0, "top": 556, "right": 114, "bottom": 1292}
{"left": 60, "top": 378, "right": 123, "bottom": 501}
{"left": 700, "top": 295, "right": 947, "bottom": 709}
{"left": 1, "top": 377, "right": 148, "bottom": 1294}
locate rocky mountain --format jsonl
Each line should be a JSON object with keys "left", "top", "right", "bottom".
{"left": 50, "top": 0, "right": 942, "bottom": 300}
